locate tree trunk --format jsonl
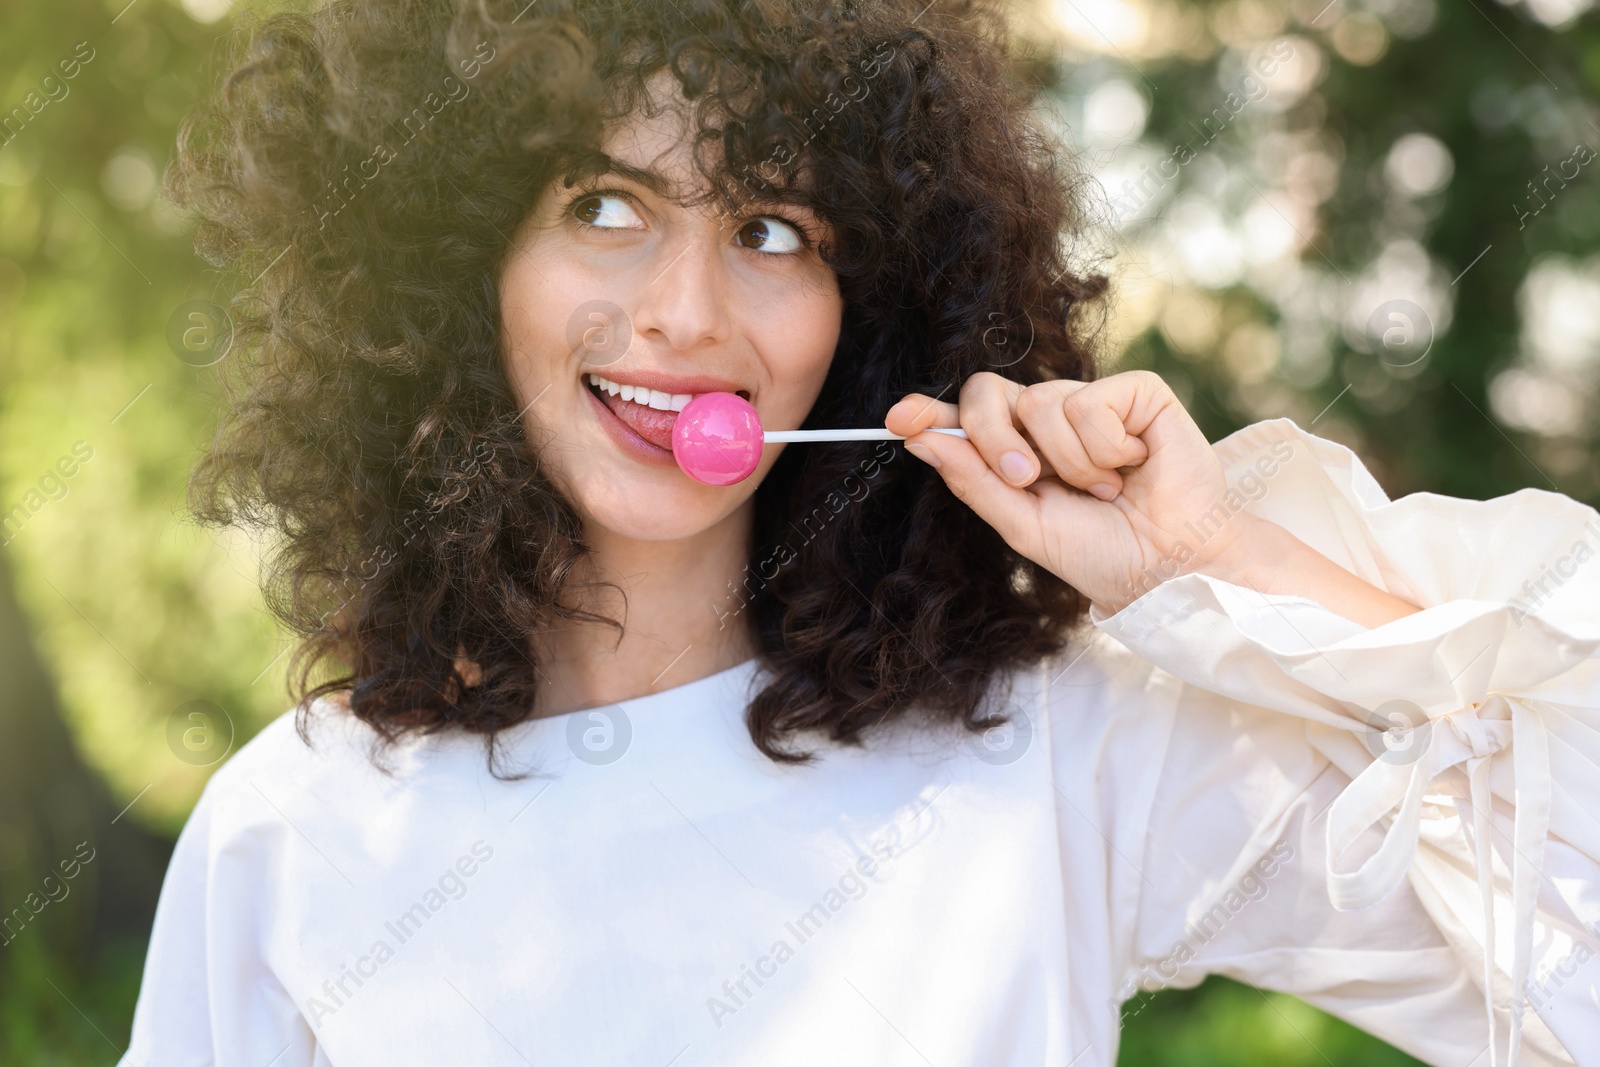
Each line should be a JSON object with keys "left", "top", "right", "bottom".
{"left": 0, "top": 546, "right": 171, "bottom": 974}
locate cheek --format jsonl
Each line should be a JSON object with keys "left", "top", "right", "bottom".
{"left": 499, "top": 308, "right": 565, "bottom": 425}
{"left": 499, "top": 256, "right": 577, "bottom": 395}
{"left": 752, "top": 277, "right": 843, "bottom": 424}
{"left": 497, "top": 246, "right": 607, "bottom": 458}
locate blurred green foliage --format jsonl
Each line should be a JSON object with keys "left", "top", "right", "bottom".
{"left": 1118, "top": 978, "right": 1425, "bottom": 1065}
{"left": 0, "top": 0, "right": 1592, "bottom": 1060}
{"left": 0, "top": 931, "right": 144, "bottom": 1065}
{"left": 1063, "top": 0, "right": 1600, "bottom": 508}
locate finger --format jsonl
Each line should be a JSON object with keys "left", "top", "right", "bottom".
{"left": 898, "top": 427, "right": 1043, "bottom": 558}
{"left": 957, "top": 372, "right": 1041, "bottom": 488}
{"left": 1016, "top": 381, "right": 1123, "bottom": 500}
{"left": 885, "top": 392, "right": 961, "bottom": 435}
{"left": 890, "top": 388, "right": 1061, "bottom": 481}
{"left": 1061, "top": 377, "right": 1153, "bottom": 475}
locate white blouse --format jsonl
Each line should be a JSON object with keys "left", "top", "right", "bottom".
{"left": 120, "top": 417, "right": 1600, "bottom": 1067}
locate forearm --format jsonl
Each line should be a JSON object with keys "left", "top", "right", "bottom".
{"left": 1197, "top": 513, "right": 1423, "bottom": 629}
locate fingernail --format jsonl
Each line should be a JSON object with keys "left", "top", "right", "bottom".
{"left": 905, "top": 441, "right": 941, "bottom": 469}
{"left": 999, "top": 451, "right": 1033, "bottom": 485}
{"left": 1087, "top": 482, "right": 1118, "bottom": 501}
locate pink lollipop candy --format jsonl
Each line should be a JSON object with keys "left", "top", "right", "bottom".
{"left": 671, "top": 392, "right": 969, "bottom": 486}
{"left": 671, "top": 392, "right": 766, "bottom": 486}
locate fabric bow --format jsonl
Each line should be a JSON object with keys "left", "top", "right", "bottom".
{"left": 1325, "top": 693, "right": 1551, "bottom": 1067}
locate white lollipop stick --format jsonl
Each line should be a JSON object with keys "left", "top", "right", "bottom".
{"left": 672, "top": 392, "right": 971, "bottom": 486}
{"left": 763, "top": 427, "right": 969, "bottom": 442}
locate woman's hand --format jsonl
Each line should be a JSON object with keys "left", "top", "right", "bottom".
{"left": 887, "top": 371, "right": 1240, "bottom": 616}
{"left": 886, "top": 370, "right": 1421, "bottom": 626}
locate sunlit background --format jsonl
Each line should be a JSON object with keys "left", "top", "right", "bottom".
{"left": 1, "top": 0, "right": 1596, "bottom": 1060}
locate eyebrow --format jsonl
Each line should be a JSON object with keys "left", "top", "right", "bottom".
{"left": 561, "top": 150, "right": 822, "bottom": 226}
{"left": 563, "top": 153, "right": 677, "bottom": 200}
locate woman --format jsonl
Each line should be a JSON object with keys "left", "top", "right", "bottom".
{"left": 124, "top": 0, "right": 1600, "bottom": 1063}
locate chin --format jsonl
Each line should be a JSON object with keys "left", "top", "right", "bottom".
{"left": 574, "top": 478, "right": 756, "bottom": 543}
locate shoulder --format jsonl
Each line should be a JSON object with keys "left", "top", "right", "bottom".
{"left": 1029, "top": 625, "right": 1178, "bottom": 744}
{"left": 172, "top": 697, "right": 507, "bottom": 895}
{"left": 192, "top": 696, "right": 431, "bottom": 833}
{"left": 1025, "top": 623, "right": 1270, "bottom": 814}
{"left": 947, "top": 627, "right": 1184, "bottom": 805}
{"left": 205, "top": 697, "right": 373, "bottom": 787}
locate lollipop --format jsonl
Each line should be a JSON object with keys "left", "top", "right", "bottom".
{"left": 671, "top": 392, "right": 969, "bottom": 486}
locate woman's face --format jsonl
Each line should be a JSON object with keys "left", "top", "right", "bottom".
{"left": 499, "top": 81, "right": 843, "bottom": 543}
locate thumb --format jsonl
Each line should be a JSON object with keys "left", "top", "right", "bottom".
{"left": 904, "top": 431, "right": 1042, "bottom": 556}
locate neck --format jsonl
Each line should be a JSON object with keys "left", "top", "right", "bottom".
{"left": 529, "top": 500, "right": 759, "bottom": 718}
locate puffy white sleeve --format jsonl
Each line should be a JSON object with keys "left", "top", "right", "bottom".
{"left": 1091, "top": 418, "right": 1600, "bottom": 1067}
{"left": 118, "top": 762, "right": 321, "bottom": 1067}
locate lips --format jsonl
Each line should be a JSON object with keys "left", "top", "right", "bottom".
{"left": 584, "top": 369, "right": 751, "bottom": 457}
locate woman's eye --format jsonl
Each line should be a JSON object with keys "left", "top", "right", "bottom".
{"left": 736, "top": 217, "right": 805, "bottom": 254}
{"left": 572, "top": 194, "right": 645, "bottom": 231}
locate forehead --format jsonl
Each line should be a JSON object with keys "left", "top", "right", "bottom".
{"left": 592, "top": 71, "right": 709, "bottom": 203}
{"left": 580, "top": 68, "right": 815, "bottom": 211}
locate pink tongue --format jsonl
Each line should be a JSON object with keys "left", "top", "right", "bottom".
{"left": 600, "top": 388, "right": 677, "bottom": 451}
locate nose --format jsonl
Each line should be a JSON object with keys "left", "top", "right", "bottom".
{"left": 630, "top": 224, "right": 733, "bottom": 355}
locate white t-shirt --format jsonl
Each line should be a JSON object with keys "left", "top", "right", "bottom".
{"left": 120, "top": 419, "right": 1600, "bottom": 1067}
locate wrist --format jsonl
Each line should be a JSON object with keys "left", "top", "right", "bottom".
{"left": 1090, "top": 513, "right": 1275, "bottom": 619}
{"left": 1189, "top": 512, "right": 1424, "bottom": 628}
{"left": 1189, "top": 511, "right": 1275, "bottom": 590}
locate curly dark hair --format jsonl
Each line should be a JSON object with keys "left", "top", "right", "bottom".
{"left": 173, "top": 0, "right": 1109, "bottom": 765}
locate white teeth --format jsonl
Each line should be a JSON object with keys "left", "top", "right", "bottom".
{"left": 588, "top": 373, "right": 704, "bottom": 413}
